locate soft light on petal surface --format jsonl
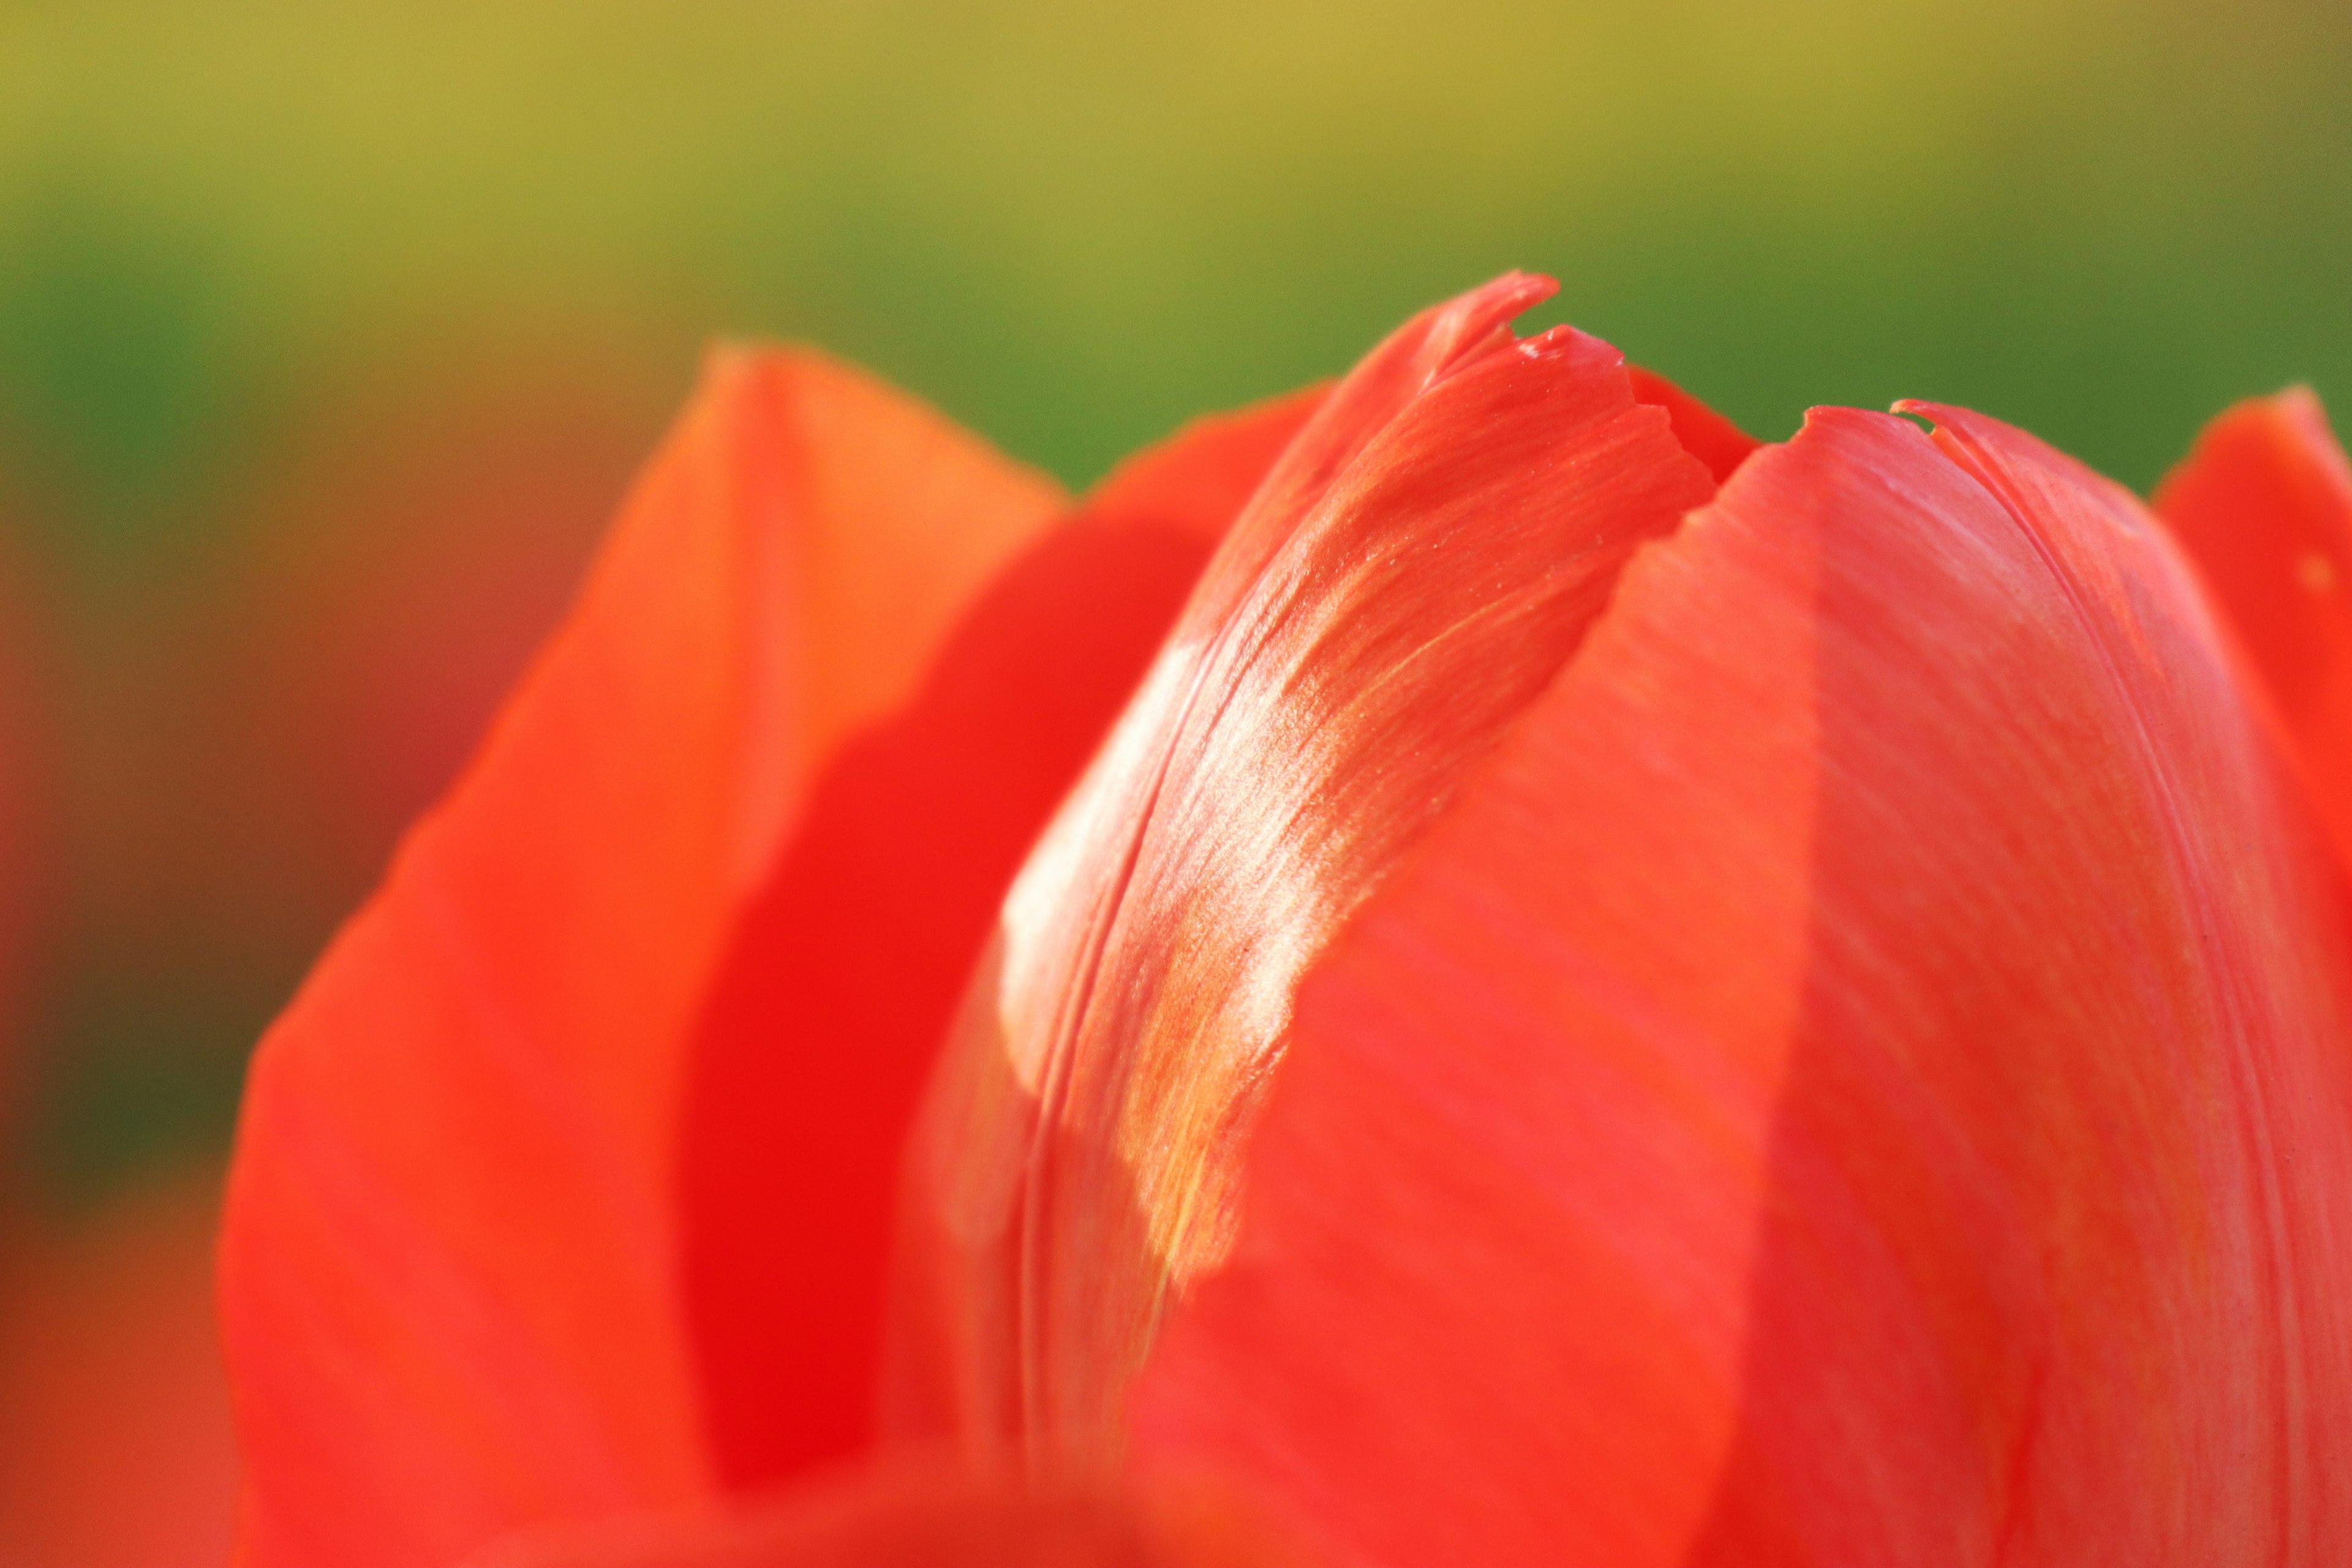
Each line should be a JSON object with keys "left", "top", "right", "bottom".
{"left": 220, "top": 349, "right": 1064, "bottom": 1568}
{"left": 472, "top": 1464, "right": 1308, "bottom": 1568}
{"left": 1135, "top": 402, "right": 2352, "bottom": 1566}
{"left": 2155, "top": 388, "right": 2352, "bottom": 872}
{"left": 894, "top": 274, "right": 1724, "bottom": 1461}
{"left": 679, "top": 389, "right": 1324, "bottom": 1490}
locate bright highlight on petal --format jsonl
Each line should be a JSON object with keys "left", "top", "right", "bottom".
{"left": 213, "top": 266, "right": 2352, "bottom": 1568}
{"left": 219, "top": 349, "right": 1063, "bottom": 1568}
{"left": 894, "top": 274, "right": 1727, "bottom": 1462}
{"left": 677, "top": 388, "right": 1324, "bottom": 1492}
{"left": 1132, "top": 402, "right": 2352, "bottom": 1566}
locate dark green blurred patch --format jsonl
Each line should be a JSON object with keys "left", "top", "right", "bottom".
{"left": 0, "top": 183, "right": 252, "bottom": 565}
{"left": 16, "top": 959, "right": 260, "bottom": 1210}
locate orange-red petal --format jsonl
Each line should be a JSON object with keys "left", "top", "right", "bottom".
{"left": 2154, "top": 388, "right": 2352, "bottom": 873}
{"left": 1135, "top": 403, "right": 2352, "bottom": 1565}
{"left": 219, "top": 349, "right": 1063, "bottom": 1568}
{"left": 677, "top": 389, "right": 1325, "bottom": 1491}
{"left": 892, "top": 276, "right": 1722, "bottom": 1460}
{"left": 472, "top": 1464, "right": 1309, "bottom": 1568}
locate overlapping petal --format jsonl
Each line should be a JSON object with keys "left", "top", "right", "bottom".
{"left": 678, "top": 389, "right": 1325, "bottom": 1490}
{"left": 219, "top": 265, "right": 2352, "bottom": 1568}
{"left": 1626, "top": 364, "right": 1760, "bottom": 484}
{"left": 893, "top": 276, "right": 1725, "bottom": 1461}
{"left": 219, "top": 349, "right": 1066, "bottom": 1568}
{"left": 1133, "top": 403, "right": 2352, "bottom": 1566}
{"left": 2155, "top": 390, "right": 2352, "bottom": 873}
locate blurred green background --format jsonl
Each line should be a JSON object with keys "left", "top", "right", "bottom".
{"left": 2, "top": 0, "right": 2350, "bottom": 1208}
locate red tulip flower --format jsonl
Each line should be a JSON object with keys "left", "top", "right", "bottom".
{"left": 221, "top": 274, "right": 2352, "bottom": 1567}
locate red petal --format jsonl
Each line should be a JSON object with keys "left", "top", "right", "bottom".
{"left": 892, "top": 277, "right": 1721, "bottom": 1458}
{"left": 1134, "top": 403, "right": 2352, "bottom": 1565}
{"left": 219, "top": 349, "right": 1063, "bottom": 1568}
{"left": 679, "top": 388, "right": 1325, "bottom": 1491}
{"left": 472, "top": 1464, "right": 1308, "bottom": 1568}
{"left": 1626, "top": 364, "right": 1762, "bottom": 484}
{"left": 2154, "top": 389, "right": 2352, "bottom": 870}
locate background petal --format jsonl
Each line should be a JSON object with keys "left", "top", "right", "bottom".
{"left": 1135, "top": 404, "right": 2352, "bottom": 1566}
{"left": 219, "top": 350, "right": 1063, "bottom": 1568}
{"left": 679, "top": 389, "right": 1324, "bottom": 1491}
{"left": 2154, "top": 389, "right": 2352, "bottom": 873}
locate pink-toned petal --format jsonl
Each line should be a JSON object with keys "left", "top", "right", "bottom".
{"left": 221, "top": 349, "right": 1063, "bottom": 1568}
{"left": 678, "top": 390, "right": 1325, "bottom": 1491}
{"left": 2154, "top": 388, "right": 2352, "bottom": 872}
{"left": 892, "top": 276, "right": 1722, "bottom": 1460}
{"left": 1134, "top": 403, "right": 2352, "bottom": 1566}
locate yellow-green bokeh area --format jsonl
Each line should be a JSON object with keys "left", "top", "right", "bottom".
{"left": 1, "top": 0, "right": 2349, "bottom": 1196}
{"left": 4, "top": 0, "right": 2347, "bottom": 498}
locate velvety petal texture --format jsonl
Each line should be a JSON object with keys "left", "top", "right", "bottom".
{"left": 893, "top": 275, "right": 1724, "bottom": 1461}
{"left": 679, "top": 389, "right": 1325, "bottom": 1491}
{"left": 220, "top": 348, "right": 1065, "bottom": 1568}
{"left": 1133, "top": 403, "right": 2352, "bottom": 1566}
{"left": 2155, "top": 389, "right": 2352, "bottom": 871}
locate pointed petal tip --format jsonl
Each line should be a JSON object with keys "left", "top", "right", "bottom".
{"left": 2168, "top": 385, "right": 2352, "bottom": 490}
{"left": 2276, "top": 383, "right": 2335, "bottom": 433}
{"left": 679, "top": 381, "right": 1324, "bottom": 1494}
{"left": 222, "top": 333, "right": 1071, "bottom": 1568}
{"left": 1425, "top": 271, "right": 1560, "bottom": 376}
{"left": 692, "top": 338, "right": 843, "bottom": 379}
{"left": 2154, "top": 380, "right": 2352, "bottom": 876}
{"left": 1466, "top": 268, "right": 1559, "bottom": 315}
{"left": 895, "top": 270, "right": 1719, "bottom": 1460}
